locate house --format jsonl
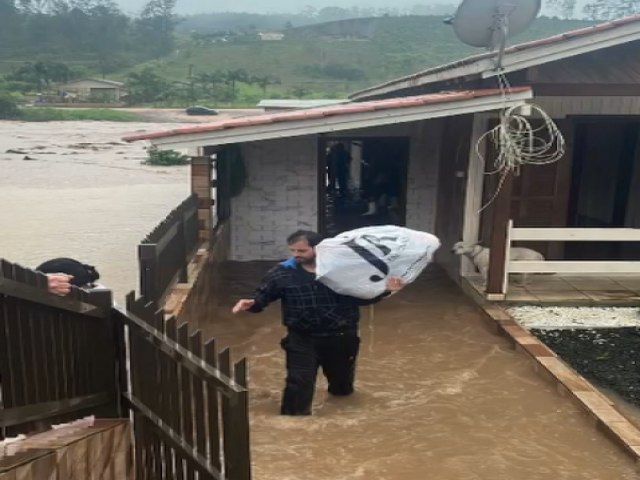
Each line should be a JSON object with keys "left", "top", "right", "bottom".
{"left": 256, "top": 99, "right": 350, "bottom": 111}
{"left": 124, "top": 14, "right": 640, "bottom": 302}
{"left": 57, "top": 78, "right": 125, "bottom": 103}
{"left": 258, "top": 32, "right": 285, "bottom": 41}
{"left": 349, "top": 14, "right": 640, "bottom": 300}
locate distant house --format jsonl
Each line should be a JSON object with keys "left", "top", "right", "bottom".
{"left": 57, "top": 78, "right": 125, "bottom": 103}
{"left": 257, "top": 99, "right": 350, "bottom": 111}
{"left": 258, "top": 32, "right": 285, "bottom": 41}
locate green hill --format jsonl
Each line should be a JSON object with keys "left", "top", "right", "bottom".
{"left": 131, "top": 15, "right": 593, "bottom": 103}
{"left": 0, "top": 14, "right": 594, "bottom": 107}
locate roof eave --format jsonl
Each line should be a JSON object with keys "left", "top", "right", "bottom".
{"left": 141, "top": 89, "right": 533, "bottom": 151}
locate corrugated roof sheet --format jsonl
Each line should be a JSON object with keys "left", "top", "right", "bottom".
{"left": 123, "top": 87, "right": 530, "bottom": 142}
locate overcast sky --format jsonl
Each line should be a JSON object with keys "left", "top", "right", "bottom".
{"left": 115, "top": 0, "right": 588, "bottom": 17}
{"left": 116, "top": 0, "right": 455, "bottom": 15}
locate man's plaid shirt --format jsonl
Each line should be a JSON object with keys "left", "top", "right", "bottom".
{"left": 248, "top": 258, "right": 388, "bottom": 336}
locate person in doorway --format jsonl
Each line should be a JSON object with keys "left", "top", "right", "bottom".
{"left": 327, "top": 142, "right": 352, "bottom": 196}
{"left": 232, "top": 230, "right": 405, "bottom": 415}
{"left": 37, "top": 258, "right": 101, "bottom": 296}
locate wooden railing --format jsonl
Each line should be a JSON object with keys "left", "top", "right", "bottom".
{"left": 496, "top": 220, "right": 640, "bottom": 296}
{"left": 0, "top": 259, "right": 125, "bottom": 440}
{"left": 139, "top": 194, "right": 200, "bottom": 307}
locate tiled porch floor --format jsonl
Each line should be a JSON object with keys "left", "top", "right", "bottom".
{"left": 466, "top": 274, "right": 640, "bottom": 305}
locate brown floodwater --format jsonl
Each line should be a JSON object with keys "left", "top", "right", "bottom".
{"left": 0, "top": 120, "right": 190, "bottom": 301}
{"left": 203, "top": 262, "right": 639, "bottom": 480}
{"left": 1, "top": 120, "right": 638, "bottom": 479}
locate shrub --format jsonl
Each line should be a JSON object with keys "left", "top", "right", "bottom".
{"left": 0, "top": 94, "right": 21, "bottom": 119}
{"left": 143, "top": 147, "right": 190, "bottom": 166}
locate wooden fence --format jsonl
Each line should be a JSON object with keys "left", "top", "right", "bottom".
{"left": 116, "top": 293, "right": 251, "bottom": 480}
{"left": 139, "top": 194, "right": 200, "bottom": 307}
{"left": 496, "top": 220, "right": 640, "bottom": 296}
{"left": 0, "top": 259, "right": 125, "bottom": 440}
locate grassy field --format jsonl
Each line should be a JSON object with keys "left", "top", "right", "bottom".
{"left": 19, "top": 107, "right": 140, "bottom": 122}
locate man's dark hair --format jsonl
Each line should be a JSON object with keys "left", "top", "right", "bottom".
{"left": 287, "top": 230, "right": 323, "bottom": 247}
{"left": 36, "top": 258, "right": 100, "bottom": 287}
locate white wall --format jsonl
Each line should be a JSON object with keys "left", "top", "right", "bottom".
{"left": 230, "top": 136, "right": 318, "bottom": 261}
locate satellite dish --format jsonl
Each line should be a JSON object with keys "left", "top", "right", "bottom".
{"left": 448, "top": 0, "right": 541, "bottom": 68}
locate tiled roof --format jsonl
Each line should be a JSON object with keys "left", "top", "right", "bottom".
{"left": 123, "top": 87, "right": 531, "bottom": 142}
{"left": 351, "top": 14, "right": 640, "bottom": 99}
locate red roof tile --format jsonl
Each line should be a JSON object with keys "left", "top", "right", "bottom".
{"left": 123, "top": 87, "right": 530, "bottom": 142}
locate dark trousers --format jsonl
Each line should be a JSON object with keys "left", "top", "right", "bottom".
{"left": 280, "top": 331, "right": 360, "bottom": 415}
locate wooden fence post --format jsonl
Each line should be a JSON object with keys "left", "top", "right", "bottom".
{"left": 486, "top": 171, "right": 514, "bottom": 300}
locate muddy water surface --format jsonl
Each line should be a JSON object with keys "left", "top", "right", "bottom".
{"left": 0, "top": 120, "right": 189, "bottom": 300}
{"left": 203, "top": 263, "right": 639, "bottom": 480}
{"left": 2, "top": 120, "right": 639, "bottom": 479}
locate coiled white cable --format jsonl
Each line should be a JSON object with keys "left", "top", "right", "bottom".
{"left": 477, "top": 73, "right": 566, "bottom": 212}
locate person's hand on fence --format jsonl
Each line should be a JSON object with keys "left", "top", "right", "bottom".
{"left": 232, "top": 299, "right": 255, "bottom": 314}
{"left": 46, "top": 273, "right": 74, "bottom": 296}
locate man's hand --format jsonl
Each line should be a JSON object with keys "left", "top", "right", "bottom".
{"left": 47, "top": 273, "right": 73, "bottom": 296}
{"left": 232, "top": 299, "right": 256, "bottom": 314}
{"left": 385, "top": 276, "right": 406, "bottom": 293}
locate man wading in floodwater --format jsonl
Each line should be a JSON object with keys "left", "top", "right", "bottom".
{"left": 232, "top": 230, "right": 405, "bottom": 415}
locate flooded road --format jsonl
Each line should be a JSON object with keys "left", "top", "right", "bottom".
{"left": 203, "top": 263, "right": 638, "bottom": 480}
{"left": 0, "top": 120, "right": 189, "bottom": 301}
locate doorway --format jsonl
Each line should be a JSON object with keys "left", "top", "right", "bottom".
{"left": 317, "top": 137, "right": 409, "bottom": 236}
{"left": 566, "top": 118, "right": 640, "bottom": 259}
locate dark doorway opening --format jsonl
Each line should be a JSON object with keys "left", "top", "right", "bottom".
{"left": 566, "top": 118, "right": 640, "bottom": 259}
{"left": 318, "top": 137, "right": 409, "bottom": 236}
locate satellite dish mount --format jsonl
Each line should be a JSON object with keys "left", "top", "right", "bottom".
{"left": 448, "top": 0, "right": 541, "bottom": 70}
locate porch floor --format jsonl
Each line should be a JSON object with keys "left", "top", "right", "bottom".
{"left": 465, "top": 274, "right": 640, "bottom": 305}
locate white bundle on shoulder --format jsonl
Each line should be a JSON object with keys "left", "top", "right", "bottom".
{"left": 315, "top": 225, "right": 440, "bottom": 299}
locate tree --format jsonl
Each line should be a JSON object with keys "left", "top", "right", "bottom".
{"left": 224, "top": 68, "right": 249, "bottom": 99}
{"left": 126, "top": 67, "right": 170, "bottom": 103}
{"left": 290, "top": 86, "right": 309, "bottom": 99}
{"left": 7, "top": 61, "right": 74, "bottom": 91}
{"left": 252, "top": 75, "right": 280, "bottom": 96}
{"left": 137, "top": 0, "right": 178, "bottom": 57}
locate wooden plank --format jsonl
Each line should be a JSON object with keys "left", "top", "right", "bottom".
{"left": 204, "top": 339, "right": 221, "bottom": 473}
{"left": 151, "top": 311, "right": 165, "bottom": 480}
{"left": 511, "top": 227, "right": 640, "bottom": 242}
{"left": 231, "top": 358, "right": 252, "bottom": 480}
{"left": 532, "top": 84, "right": 640, "bottom": 96}
{"left": 178, "top": 323, "right": 196, "bottom": 480}
{"left": 509, "top": 260, "right": 640, "bottom": 274}
{"left": 9, "top": 264, "right": 29, "bottom": 410}
{"left": 218, "top": 348, "right": 233, "bottom": 478}
{"left": 189, "top": 332, "right": 207, "bottom": 461}
{"left": 162, "top": 317, "right": 178, "bottom": 480}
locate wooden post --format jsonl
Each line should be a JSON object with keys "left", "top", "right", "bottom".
{"left": 190, "top": 153, "right": 214, "bottom": 242}
{"left": 485, "top": 171, "right": 514, "bottom": 300}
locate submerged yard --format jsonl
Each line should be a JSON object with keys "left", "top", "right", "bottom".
{"left": 192, "top": 262, "right": 638, "bottom": 480}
